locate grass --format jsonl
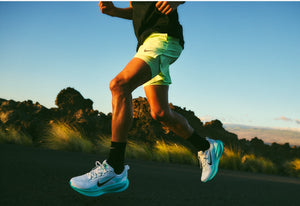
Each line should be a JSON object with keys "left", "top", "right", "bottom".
{"left": 93, "top": 135, "right": 198, "bottom": 165}
{"left": 152, "top": 140, "right": 198, "bottom": 165}
{"left": 220, "top": 147, "right": 278, "bottom": 174}
{"left": 43, "top": 122, "right": 94, "bottom": 153}
{"left": 291, "top": 159, "right": 300, "bottom": 171}
{"left": 284, "top": 158, "right": 300, "bottom": 178}
{"left": 0, "top": 127, "right": 32, "bottom": 146}
{"left": 219, "top": 147, "right": 242, "bottom": 170}
{"left": 1, "top": 121, "right": 299, "bottom": 177}
{"left": 126, "top": 140, "right": 153, "bottom": 160}
{"left": 241, "top": 154, "right": 277, "bottom": 174}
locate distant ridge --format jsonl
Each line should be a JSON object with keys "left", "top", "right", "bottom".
{"left": 224, "top": 124, "right": 300, "bottom": 146}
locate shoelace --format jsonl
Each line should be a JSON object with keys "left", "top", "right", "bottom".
{"left": 199, "top": 151, "right": 209, "bottom": 169}
{"left": 87, "top": 161, "right": 108, "bottom": 180}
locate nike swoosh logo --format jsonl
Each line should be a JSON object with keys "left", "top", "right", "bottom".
{"left": 97, "top": 176, "right": 115, "bottom": 187}
{"left": 208, "top": 152, "right": 212, "bottom": 165}
{"left": 144, "top": 49, "right": 152, "bottom": 52}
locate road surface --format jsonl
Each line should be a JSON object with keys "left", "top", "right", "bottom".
{"left": 1, "top": 144, "right": 299, "bottom": 206}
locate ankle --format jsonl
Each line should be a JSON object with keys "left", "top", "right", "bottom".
{"left": 107, "top": 141, "right": 127, "bottom": 174}
{"left": 187, "top": 131, "right": 210, "bottom": 152}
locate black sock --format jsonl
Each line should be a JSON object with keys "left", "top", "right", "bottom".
{"left": 187, "top": 131, "right": 210, "bottom": 152}
{"left": 107, "top": 141, "right": 126, "bottom": 174}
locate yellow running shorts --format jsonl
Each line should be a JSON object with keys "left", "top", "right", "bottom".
{"left": 134, "top": 33, "right": 183, "bottom": 87}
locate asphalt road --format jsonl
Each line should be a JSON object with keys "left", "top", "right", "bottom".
{"left": 1, "top": 143, "right": 299, "bottom": 206}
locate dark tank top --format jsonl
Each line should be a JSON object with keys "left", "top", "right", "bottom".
{"left": 131, "top": 1, "right": 184, "bottom": 50}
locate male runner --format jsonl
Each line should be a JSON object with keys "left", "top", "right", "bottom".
{"left": 69, "top": 1, "right": 224, "bottom": 197}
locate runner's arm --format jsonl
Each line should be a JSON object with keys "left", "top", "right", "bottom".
{"left": 99, "top": 1, "right": 133, "bottom": 20}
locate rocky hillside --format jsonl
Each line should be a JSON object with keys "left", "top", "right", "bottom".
{"left": 1, "top": 87, "right": 299, "bottom": 174}
{"left": 0, "top": 87, "right": 238, "bottom": 147}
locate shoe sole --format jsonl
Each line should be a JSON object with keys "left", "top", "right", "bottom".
{"left": 69, "top": 179, "right": 129, "bottom": 197}
{"left": 207, "top": 140, "right": 224, "bottom": 181}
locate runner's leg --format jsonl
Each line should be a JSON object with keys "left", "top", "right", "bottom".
{"left": 110, "top": 57, "right": 152, "bottom": 143}
{"left": 144, "top": 85, "right": 194, "bottom": 139}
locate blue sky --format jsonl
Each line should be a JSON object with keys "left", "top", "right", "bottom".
{"left": 1, "top": 1, "right": 300, "bottom": 130}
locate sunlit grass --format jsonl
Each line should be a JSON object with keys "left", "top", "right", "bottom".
{"left": 241, "top": 154, "right": 277, "bottom": 174}
{"left": 291, "top": 159, "right": 300, "bottom": 171}
{"left": 3, "top": 121, "right": 299, "bottom": 177}
{"left": 220, "top": 147, "right": 242, "bottom": 170}
{"left": 43, "top": 122, "right": 93, "bottom": 153}
{"left": 153, "top": 140, "right": 198, "bottom": 165}
{"left": 126, "top": 140, "right": 153, "bottom": 160}
{"left": 94, "top": 136, "right": 197, "bottom": 164}
{"left": 94, "top": 135, "right": 111, "bottom": 154}
{"left": 284, "top": 158, "right": 300, "bottom": 178}
{"left": 0, "top": 127, "right": 32, "bottom": 145}
{"left": 220, "top": 147, "right": 277, "bottom": 174}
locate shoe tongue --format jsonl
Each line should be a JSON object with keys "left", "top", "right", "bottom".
{"left": 102, "top": 160, "right": 111, "bottom": 169}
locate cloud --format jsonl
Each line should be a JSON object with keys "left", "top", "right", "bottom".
{"left": 275, "top": 116, "right": 293, "bottom": 122}
{"left": 275, "top": 116, "right": 300, "bottom": 125}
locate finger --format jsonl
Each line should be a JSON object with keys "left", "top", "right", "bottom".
{"left": 100, "top": 6, "right": 107, "bottom": 12}
{"left": 161, "top": 4, "right": 171, "bottom": 14}
{"left": 100, "top": 1, "right": 109, "bottom": 7}
{"left": 99, "top": 2, "right": 109, "bottom": 11}
{"left": 155, "top": 1, "right": 163, "bottom": 9}
{"left": 157, "top": 1, "right": 167, "bottom": 12}
{"left": 99, "top": 1, "right": 107, "bottom": 7}
{"left": 164, "top": 8, "right": 173, "bottom": 15}
{"left": 99, "top": 1, "right": 106, "bottom": 9}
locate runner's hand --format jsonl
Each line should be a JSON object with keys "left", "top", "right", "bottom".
{"left": 99, "top": 1, "right": 116, "bottom": 16}
{"left": 155, "top": 1, "right": 183, "bottom": 15}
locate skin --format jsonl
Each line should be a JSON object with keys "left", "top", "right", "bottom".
{"left": 98, "top": 1, "right": 193, "bottom": 143}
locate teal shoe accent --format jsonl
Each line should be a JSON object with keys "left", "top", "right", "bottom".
{"left": 208, "top": 140, "right": 224, "bottom": 181}
{"left": 69, "top": 179, "right": 129, "bottom": 197}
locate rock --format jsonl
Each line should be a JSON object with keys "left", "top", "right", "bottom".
{"left": 55, "top": 87, "right": 93, "bottom": 113}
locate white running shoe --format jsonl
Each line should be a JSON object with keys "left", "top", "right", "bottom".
{"left": 69, "top": 160, "right": 129, "bottom": 197}
{"left": 198, "top": 137, "right": 224, "bottom": 182}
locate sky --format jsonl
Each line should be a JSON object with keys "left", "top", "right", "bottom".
{"left": 1, "top": 1, "right": 300, "bottom": 131}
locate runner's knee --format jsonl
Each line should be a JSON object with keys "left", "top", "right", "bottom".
{"left": 109, "top": 78, "right": 129, "bottom": 97}
{"left": 150, "top": 109, "right": 170, "bottom": 122}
